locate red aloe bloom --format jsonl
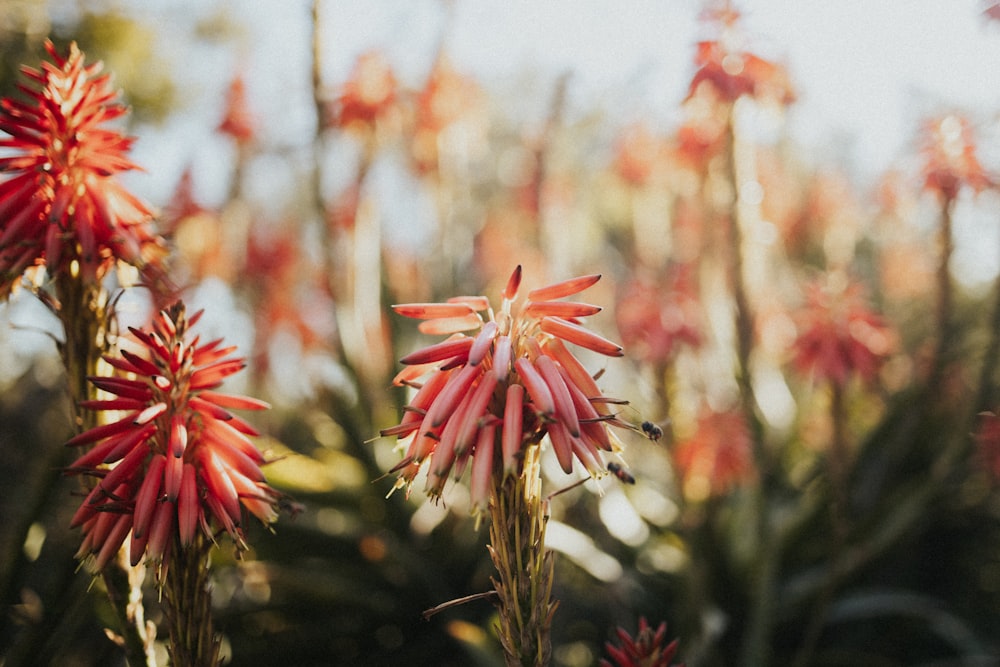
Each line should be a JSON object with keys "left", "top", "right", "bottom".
{"left": 410, "top": 55, "right": 482, "bottom": 175}
{"left": 791, "top": 279, "right": 894, "bottom": 387}
{"left": 673, "top": 408, "right": 753, "bottom": 501}
{"left": 687, "top": 5, "right": 794, "bottom": 106}
{"left": 384, "top": 266, "right": 629, "bottom": 513}
{"left": 217, "top": 75, "right": 256, "bottom": 145}
{"left": 67, "top": 302, "right": 278, "bottom": 570}
{"left": 0, "top": 41, "right": 163, "bottom": 295}
{"left": 601, "top": 617, "right": 685, "bottom": 667}
{"left": 613, "top": 122, "right": 665, "bottom": 187}
{"left": 331, "top": 51, "right": 398, "bottom": 136}
{"left": 920, "top": 114, "right": 993, "bottom": 200}
{"left": 616, "top": 268, "right": 702, "bottom": 366}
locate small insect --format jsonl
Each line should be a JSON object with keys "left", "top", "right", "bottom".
{"left": 607, "top": 462, "right": 635, "bottom": 484}
{"left": 641, "top": 420, "right": 664, "bottom": 442}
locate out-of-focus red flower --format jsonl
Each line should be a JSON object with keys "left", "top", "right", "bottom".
{"left": 687, "top": 6, "right": 794, "bottom": 106}
{"left": 672, "top": 107, "right": 728, "bottom": 171}
{"left": 983, "top": 2, "right": 1000, "bottom": 24}
{"left": 600, "top": 617, "right": 684, "bottom": 667}
{"left": 246, "top": 221, "right": 334, "bottom": 375}
{"left": 328, "top": 183, "right": 361, "bottom": 232}
{"left": 673, "top": 408, "right": 753, "bottom": 501}
{"left": 161, "top": 168, "right": 206, "bottom": 235}
{"left": 331, "top": 51, "right": 398, "bottom": 136}
{"left": 0, "top": 41, "right": 163, "bottom": 295}
{"left": 217, "top": 75, "right": 256, "bottom": 145}
{"left": 411, "top": 55, "right": 482, "bottom": 175}
{"left": 974, "top": 411, "right": 1000, "bottom": 483}
{"left": 920, "top": 114, "right": 993, "bottom": 200}
{"left": 791, "top": 278, "right": 894, "bottom": 387}
{"left": 66, "top": 302, "right": 279, "bottom": 571}
{"left": 613, "top": 123, "right": 665, "bottom": 187}
{"left": 616, "top": 267, "right": 702, "bottom": 366}
{"left": 383, "top": 266, "right": 629, "bottom": 513}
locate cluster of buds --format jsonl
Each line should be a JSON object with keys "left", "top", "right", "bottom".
{"left": 383, "top": 266, "right": 632, "bottom": 513}
{"left": 67, "top": 302, "right": 279, "bottom": 570}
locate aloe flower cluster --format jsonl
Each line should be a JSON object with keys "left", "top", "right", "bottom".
{"left": 601, "top": 617, "right": 684, "bottom": 667}
{"left": 383, "top": 266, "right": 629, "bottom": 512}
{"left": 792, "top": 279, "right": 894, "bottom": 387}
{"left": 0, "top": 40, "right": 162, "bottom": 294}
{"left": 67, "top": 302, "right": 278, "bottom": 570}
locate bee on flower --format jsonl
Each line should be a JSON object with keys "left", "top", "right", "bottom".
{"left": 66, "top": 302, "right": 280, "bottom": 571}
{"left": 382, "top": 265, "right": 633, "bottom": 513}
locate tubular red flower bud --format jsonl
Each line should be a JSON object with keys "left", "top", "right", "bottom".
{"left": 534, "top": 354, "right": 580, "bottom": 437}
{"left": 399, "top": 335, "right": 474, "bottom": 366}
{"left": 502, "top": 384, "right": 525, "bottom": 476}
{"left": 514, "top": 357, "right": 556, "bottom": 417}
{"left": 524, "top": 301, "right": 602, "bottom": 319}
{"left": 527, "top": 273, "right": 601, "bottom": 301}
{"left": 393, "top": 302, "right": 476, "bottom": 319}
{"left": 540, "top": 316, "right": 624, "bottom": 357}
{"left": 469, "top": 423, "right": 496, "bottom": 513}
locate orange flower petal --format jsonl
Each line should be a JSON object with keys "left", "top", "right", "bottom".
{"left": 540, "top": 316, "right": 623, "bottom": 357}
{"left": 528, "top": 273, "right": 601, "bottom": 301}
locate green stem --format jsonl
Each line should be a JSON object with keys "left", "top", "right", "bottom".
{"left": 791, "top": 381, "right": 850, "bottom": 667}
{"left": 930, "top": 195, "right": 956, "bottom": 387}
{"left": 54, "top": 272, "right": 154, "bottom": 666}
{"left": 489, "top": 445, "right": 555, "bottom": 667}
{"left": 162, "top": 533, "right": 220, "bottom": 667}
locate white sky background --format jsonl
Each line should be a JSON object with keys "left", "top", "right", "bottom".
{"left": 317, "top": 1, "right": 1000, "bottom": 176}
{"left": 134, "top": 0, "right": 1000, "bottom": 201}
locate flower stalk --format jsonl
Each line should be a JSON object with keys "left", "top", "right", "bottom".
{"left": 489, "top": 445, "right": 556, "bottom": 667}
{"left": 383, "top": 265, "right": 636, "bottom": 666}
{"left": 161, "top": 532, "right": 220, "bottom": 667}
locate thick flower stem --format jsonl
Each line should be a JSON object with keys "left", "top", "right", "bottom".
{"left": 930, "top": 194, "right": 956, "bottom": 386}
{"left": 488, "top": 445, "right": 556, "bottom": 667}
{"left": 55, "top": 273, "right": 154, "bottom": 667}
{"left": 162, "top": 534, "right": 220, "bottom": 667}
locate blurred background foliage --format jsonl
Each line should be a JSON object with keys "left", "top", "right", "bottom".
{"left": 2, "top": 1, "right": 1000, "bottom": 666}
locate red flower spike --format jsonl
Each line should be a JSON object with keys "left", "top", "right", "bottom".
{"left": 217, "top": 75, "right": 256, "bottom": 145}
{"left": 920, "top": 114, "right": 993, "bottom": 200}
{"left": 791, "top": 278, "right": 894, "bottom": 387}
{"left": 331, "top": 50, "right": 398, "bottom": 136}
{"left": 601, "top": 617, "right": 684, "bottom": 667}
{"left": 674, "top": 408, "right": 754, "bottom": 501}
{"left": 67, "top": 302, "right": 281, "bottom": 570}
{"left": 686, "top": 8, "right": 794, "bottom": 107}
{"left": 384, "top": 267, "right": 633, "bottom": 511}
{"left": 0, "top": 41, "right": 165, "bottom": 296}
